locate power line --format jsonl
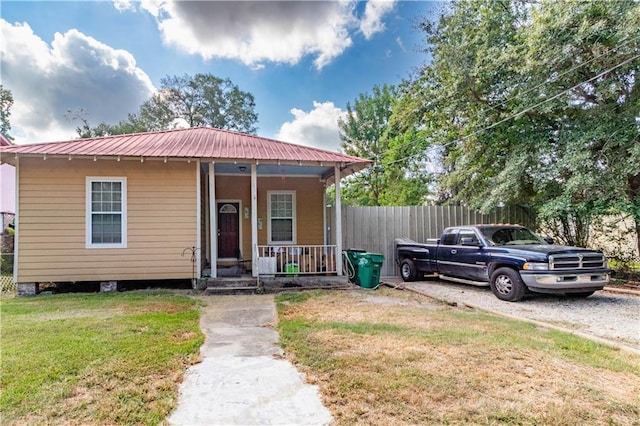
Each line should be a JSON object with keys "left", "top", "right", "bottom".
{"left": 489, "top": 34, "right": 640, "bottom": 112}
{"left": 383, "top": 52, "right": 640, "bottom": 168}
{"left": 479, "top": 53, "right": 640, "bottom": 133}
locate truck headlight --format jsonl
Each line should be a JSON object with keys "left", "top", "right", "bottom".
{"left": 523, "top": 262, "right": 549, "bottom": 271}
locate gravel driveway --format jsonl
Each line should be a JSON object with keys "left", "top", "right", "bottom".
{"left": 381, "top": 276, "right": 640, "bottom": 352}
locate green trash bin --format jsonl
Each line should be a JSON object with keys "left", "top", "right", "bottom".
{"left": 356, "top": 253, "right": 384, "bottom": 289}
{"left": 344, "top": 249, "right": 366, "bottom": 283}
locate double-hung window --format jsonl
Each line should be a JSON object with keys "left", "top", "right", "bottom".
{"left": 268, "top": 191, "right": 296, "bottom": 244}
{"left": 86, "top": 177, "right": 127, "bottom": 248}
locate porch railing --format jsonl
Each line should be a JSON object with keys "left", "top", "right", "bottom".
{"left": 256, "top": 245, "right": 338, "bottom": 275}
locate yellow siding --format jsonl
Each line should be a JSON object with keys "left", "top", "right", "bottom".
{"left": 17, "top": 157, "right": 197, "bottom": 283}
{"left": 214, "top": 174, "right": 325, "bottom": 261}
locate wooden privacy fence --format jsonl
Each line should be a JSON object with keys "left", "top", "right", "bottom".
{"left": 327, "top": 205, "right": 534, "bottom": 277}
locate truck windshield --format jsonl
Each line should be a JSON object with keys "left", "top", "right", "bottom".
{"left": 480, "top": 227, "right": 545, "bottom": 246}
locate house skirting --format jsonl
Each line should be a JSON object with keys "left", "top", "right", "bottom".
{"left": 205, "top": 275, "right": 351, "bottom": 294}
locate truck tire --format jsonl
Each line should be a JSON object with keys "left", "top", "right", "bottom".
{"left": 490, "top": 267, "right": 526, "bottom": 302}
{"left": 400, "top": 259, "right": 418, "bottom": 282}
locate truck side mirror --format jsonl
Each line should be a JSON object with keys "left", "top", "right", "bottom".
{"left": 543, "top": 237, "right": 554, "bottom": 245}
{"left": 460, "top": 237, "right": 480, "bottom": 246}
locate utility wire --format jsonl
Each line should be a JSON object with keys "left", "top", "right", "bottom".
{"left": 489, "top": 34, "right": 640, "bottom": 112}
{"left": 383, "top": 52, "right": 640, "bottom": 168}
{"left": 474, "top": 53, "right": 640, "bottom": 133}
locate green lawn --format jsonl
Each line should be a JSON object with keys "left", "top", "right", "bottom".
{"left": 0, "top": 291, "right": 203, "bottom": 425}
{"left": 277, "top": 289, "right": 640, "bottom": 425}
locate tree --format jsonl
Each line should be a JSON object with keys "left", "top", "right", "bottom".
{"left": 140, "top": 74, "right": 258, "bottom": 134}
{"left": 524, "top": 0, "right": 640, "bottom": 252}
{"left": 397, "top": 0, "right": 640, "bottom": 252}
{"left": 1, "top": 85, "right": 14, "bottom": 140}
{"left": 74, "top": 73, "right": 259, "bottom": 138}
{"left": 338, "top": 84, "right": 430, "bottom": 206}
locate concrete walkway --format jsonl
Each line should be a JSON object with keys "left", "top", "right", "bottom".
{"left": 168, "top": 294, "right": 333, "bottom": 426}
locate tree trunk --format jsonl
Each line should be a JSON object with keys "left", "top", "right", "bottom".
{"left": 626, "top": 174, "right": 640, "bottom": 259}
{"left": 635, "top": 218, "right": 640, "bottom": 260}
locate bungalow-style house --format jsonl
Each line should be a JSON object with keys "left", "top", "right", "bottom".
{"left": 0, "top": 127, "right": 372, "bottom": 295}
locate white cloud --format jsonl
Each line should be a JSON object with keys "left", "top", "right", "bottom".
{"left": 396, "top": 36, "right": 407, "bottom": 53}
{"left": 360, "top": 0, "right": 396, "bottom": 39}
{"left": 137, "top": 0, "right": 395, "bottom": 70}
{"left": 0, "top": 20, "right": 155, "bottom": 144}
{"left": 277, "top": 101, "right": 345, "bottom": 151}
{"left": 112, "top": 0, "right": 134, "bottom": 12}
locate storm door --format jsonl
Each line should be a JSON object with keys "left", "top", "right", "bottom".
{"left": 217, "top": 202, "right": 240, "bottom": 259}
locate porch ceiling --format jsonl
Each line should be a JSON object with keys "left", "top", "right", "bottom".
{"left": 204, "top": 161, "right": 366, "bottom": 182}
{"left": 208, "top": 162, "right": 328, "bottom": 177}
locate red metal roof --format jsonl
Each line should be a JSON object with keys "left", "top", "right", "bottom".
{"left": 0, "top": 127, "right": 371, "bottom": 166}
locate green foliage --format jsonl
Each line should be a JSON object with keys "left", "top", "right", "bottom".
{"left": 0, "top": 84, "right": 14, "bottom": 140}
{"left": 397, "top": 0, "right": 640, "bottom": 250}
{"left": 72, "top": 73, "right": 258, "bottom": 138}
{"left": 338, "top": 84, "right": 431, "bottom": 206}
{"left": 67, "top": 109, "right": 151, "bottom": 138}
{"left": 0, "top": 253, "right": 14, "bottom": 275}
{"left": 140, "top": 74, "right": 258, "bottom": 134}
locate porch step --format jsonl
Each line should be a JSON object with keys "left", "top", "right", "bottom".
{"left": 206, "top": 286, "right": 259, "bottom": 294}
{"left": 205, "top": 277, "right": 258, "bottom": 295}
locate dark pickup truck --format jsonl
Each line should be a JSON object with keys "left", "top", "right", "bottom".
{"left": 395, "top": 225, "right": 610, "bottom": 301}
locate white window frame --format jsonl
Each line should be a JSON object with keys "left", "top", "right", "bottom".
{"left": 267, "top": 190, "right": 296, "bottom": 244}
{"left": 86, "top": 177, "right": 127, "bottom": 249}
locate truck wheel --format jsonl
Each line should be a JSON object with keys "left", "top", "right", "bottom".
{"left": 400, "top": 259, "right": 417, "bottom": 282}
{"left": 490, "top": 268, "right": 525, "bottom": 302}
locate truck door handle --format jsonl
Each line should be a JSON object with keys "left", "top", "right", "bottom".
{"left": 450, "top": 249, "right": 457, "bottom": 254}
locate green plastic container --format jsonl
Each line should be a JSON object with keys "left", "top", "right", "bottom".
{"left": 355, "top": 253, "right": 384, "bottom": 289}
{"left": 344, "top": 249, "right": 366, "bottom": 283}
{"left": 285, "top": 263, "right": 299, "bottom": 277}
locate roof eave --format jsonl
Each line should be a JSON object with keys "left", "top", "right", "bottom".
{"left": 0, "top": 152, "right": 374, "bottom": 179}
{"left": 323, "top": 160, "right": 374, "bottom": 185}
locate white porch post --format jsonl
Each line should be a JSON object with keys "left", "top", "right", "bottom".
{"left": 335, "top": 164, "right": 343, "bottom": 276}
{"left": 196, "top": 160, "right": 202, "bottom": 276}
{"left": 251, "top": 163, "right": 258, "bottom": 277}
{"left": 209, "top": 162, "right": 217, "bottom": 278}
{"left": 204, "top": 170, "right": 210, "bottom": 264}
{"left": 13, "top": 157, "right": 19, "bottom": 283}
{"left": 323, "top": 186, "right": 327, "bottom": 245}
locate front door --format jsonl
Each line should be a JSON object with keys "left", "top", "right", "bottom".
{"left": 217, "top": 203, "right": 240, "bottom": 259}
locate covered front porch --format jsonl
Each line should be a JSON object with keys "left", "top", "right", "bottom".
{"left": 198, "top": 159, "right": 357, "bottom": 285}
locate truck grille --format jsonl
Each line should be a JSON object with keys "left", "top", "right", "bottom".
{"left": 549, "top": 253, "right": 606, "bottom": 270}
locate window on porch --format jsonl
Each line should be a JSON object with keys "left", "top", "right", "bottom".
{"left": 268, "top": 191, "right": 296, "bottom": 244}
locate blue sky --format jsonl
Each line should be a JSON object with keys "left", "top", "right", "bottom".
{"left": 1, "top": 1, "right": 441, "bottom": 151}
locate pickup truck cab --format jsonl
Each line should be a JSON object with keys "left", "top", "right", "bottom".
{"left": 395, "top": 225, "right": 610, "bottom": 301}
